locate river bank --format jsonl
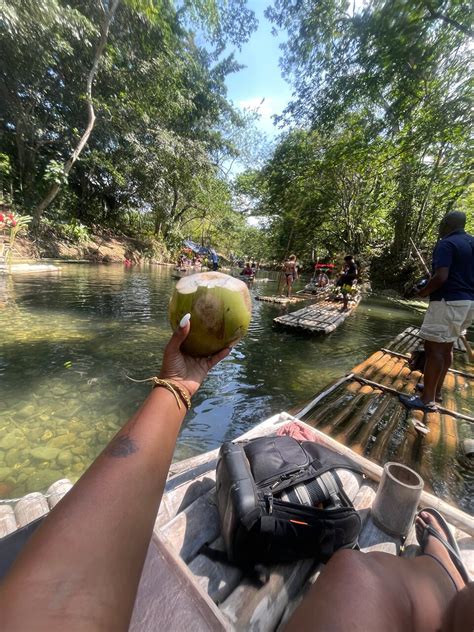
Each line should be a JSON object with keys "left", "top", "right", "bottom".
{"left": 11, "top": 230, "right": 171, "bottom": 264}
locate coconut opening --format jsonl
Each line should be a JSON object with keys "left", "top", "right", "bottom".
{"left": 176, "top": 271, "right": 247, "bottom": 294}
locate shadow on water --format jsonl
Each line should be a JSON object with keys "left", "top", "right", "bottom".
{"left": 1, "top": 264, "right": 425, "bottom": 497}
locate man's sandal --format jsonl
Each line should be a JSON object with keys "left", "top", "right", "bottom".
{"left": 415, "top": 383, "right": 443, "bottom": 403}
{"left": 399, "top": 394, "right": 438, "bottom": 412}
{"left": 416, "top": 508, "right": 471, "bottom": 586}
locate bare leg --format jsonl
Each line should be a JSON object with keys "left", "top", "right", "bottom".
{"left": 436, "top": 343, "right": 453, "bottom": 398}
{"left": 286, "top": 513, "right": 465, "bottom": 632}
{"left": 422, "top": 341, "right": 453, "bottom": 404}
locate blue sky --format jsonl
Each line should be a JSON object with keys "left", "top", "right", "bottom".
{"left": 225, "top": 0, "right": 292, "bottom": 136}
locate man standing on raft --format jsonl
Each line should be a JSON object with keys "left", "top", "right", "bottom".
{"left": 400, "top": 211, "right": 474, "bottom": 412}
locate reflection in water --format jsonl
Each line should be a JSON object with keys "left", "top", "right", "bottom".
{"left": 0, "top": 264, "right": 426, "bottom": 497}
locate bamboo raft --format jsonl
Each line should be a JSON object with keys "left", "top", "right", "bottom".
{"left": 298, "top": 326, "right": 474, "bottom": 508}
{"left": 1, "top": 414, "right": 472, "bottom": 631}
{"left": 256, "top": 286, "right": 332, "bottom": 305}
{"left": 255, "top": 295, "right": 307, "bottom": 305}
{"left": 274, "top": 293, "right": 361, "bottom": 333}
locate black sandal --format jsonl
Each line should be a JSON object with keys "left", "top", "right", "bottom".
{"left": 416, "top": 508, "right": 470, "bottom": 585}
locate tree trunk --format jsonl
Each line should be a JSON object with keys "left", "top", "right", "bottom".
{"left": 33, "top": 0, "right": 121, "bottom": 229}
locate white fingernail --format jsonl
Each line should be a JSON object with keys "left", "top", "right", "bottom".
{"left": 180, "top": 313, "right": 191, "bottom": 328}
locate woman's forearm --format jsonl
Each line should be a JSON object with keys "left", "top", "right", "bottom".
{"left": 0, "top": 387, "right": 186, "bottom": 631}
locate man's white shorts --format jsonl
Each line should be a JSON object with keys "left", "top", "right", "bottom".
{"left": 419, "top": 299, "right": 474, "bottom": 344}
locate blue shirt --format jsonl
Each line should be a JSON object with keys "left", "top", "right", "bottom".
{"left": 430, "top": 229, "right": 474, "bottom": 301}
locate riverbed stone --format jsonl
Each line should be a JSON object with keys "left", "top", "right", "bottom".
{"left": 28, "top": 470, "right": 62, "bottom": 492}
{"left": 0, "top": 467, "right": 14, "bottom": 482}
{"left": 48, "top": 432, "right": 76, "bottom": 449}
{"left": 30, "top": 447, "right": 61, "bottom": 462}
{"left": 28, "top": 427, "right": 44, "bottom": 441}
{"left": 0, "top": 432, "right": 24, "bottom": 450}
{"left": 41, "top": 430, "right": 54, "bottom": 442}
{"left": 71, "top": 445, "right": 87, "bottom": 456}
{"left": 5, "top": 448, "right": 21, "bottom": 467}
{"left": 16, "top": 403, "right": 37, "bottom": 417}
{"left": 79, "top": 430, "right": 96, "bottom": 440}
{"left": 57, "top": 451, "right": 74, "bottom": 468}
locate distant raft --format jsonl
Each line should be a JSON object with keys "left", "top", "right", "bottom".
{"left": 255, "top": 295, "right": 307, "bottom": 305}
{"left": 273, "top": 294, "right": 361, "bottom": 333}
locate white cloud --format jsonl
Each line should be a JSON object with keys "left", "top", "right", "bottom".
{"left": 238, "top": 96, "right": 287, "bottom": 135}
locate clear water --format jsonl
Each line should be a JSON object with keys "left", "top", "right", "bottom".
{"left": 0, "top": 265, "right": 425, "bottom": 498}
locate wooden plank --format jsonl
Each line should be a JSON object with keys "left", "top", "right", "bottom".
{"left": 130, "top": 532, "right": 229, "bottom": 632}
{"left": 158, "top": 489, "right": 221, "bottom": 563}
{"left": 220, "top": 558, "right": 315, "bottom": 632}
{"left": 14, "top": 492, "right": 49, "bottom": 528}
{"left": 189, "top": 537, "right": 243, "bottom": 605}
{"left": 255, "top": 295, "right": 307, "bottom": 305}
{"left": 156, "top": 473, "right": 216, "bottom": 529}
{"left": 169, "top": 449, "right": 219, "bottom": 478}
{"left": 359, "top": 515, "right": 400, "bottom": 555}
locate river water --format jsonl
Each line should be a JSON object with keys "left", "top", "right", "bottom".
{"left": 0, "top": 264, "right": 426, "bottom": 498}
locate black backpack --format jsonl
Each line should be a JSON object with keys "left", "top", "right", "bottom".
{"left": 215, "top": 435, "right": 362, "bottom": 564}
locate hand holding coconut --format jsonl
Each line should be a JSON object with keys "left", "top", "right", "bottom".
{"left": 159, "top": 313, "right": 231, "bottom": 397}
{"left": 165, "top": 272, "right": 252, "bottom": 397}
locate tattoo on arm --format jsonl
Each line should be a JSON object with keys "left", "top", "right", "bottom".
{"left": 105, "top": 433, "right": 138, "bottom": 458}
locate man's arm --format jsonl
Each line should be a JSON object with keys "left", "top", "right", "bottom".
{"left": 417, "top": 267, "right": 449, "bottom": 298}
{"left": 417, "top": 239, "right": 452, "bottom": 298}
{"left": 0, "top": 318, "right": 229, "bottom": 631}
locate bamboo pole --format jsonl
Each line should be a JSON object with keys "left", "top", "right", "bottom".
{"left": 296, "top": 374, "right": 354, "bottom": 419}
{"left": 351, "top": 375, "right": 474, "bottom": 423}
{"left": 380, "top": 348, "right": 474, "bottom": 379}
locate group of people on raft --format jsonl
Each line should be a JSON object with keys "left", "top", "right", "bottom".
{"left": 282, "top": 253, "right": 358, "bottom": 305}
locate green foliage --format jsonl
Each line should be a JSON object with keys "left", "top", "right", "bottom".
{"left": 49, "top": 219, "right": 91, "bottom": 243}
{"left": 1, "top": 0, "right": 259, "bottom": 256}
{"left": 256, "top": 0, "right": 473, "bottom": 276}
{"left": 43, "top": 161, "right": 68, "bottom": 186}
{"left": 0, "top": 154, "right": 12, "bottom": 177}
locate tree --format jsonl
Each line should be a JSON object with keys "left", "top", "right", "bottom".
{"left": 1, "top": 0, "right": 257, "bottom": 233}
{"left": 263, "top": 0, "right": 472, "bottom": 265}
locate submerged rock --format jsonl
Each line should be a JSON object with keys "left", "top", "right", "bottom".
{"left": 57, "top": 451, "right": 74, "bottom": 467}
{"left": 48, "top": 432, "right": 76, "bottom": 449}
{"left": 30, "top": 446, "right": 61, "bottom": 462}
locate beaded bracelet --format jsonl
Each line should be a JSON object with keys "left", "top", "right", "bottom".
{"left": 126, "top": 375, "right": 192, "bottom": 410}
{"left": 151, "top": 378, "right": 192, "bottom": 411}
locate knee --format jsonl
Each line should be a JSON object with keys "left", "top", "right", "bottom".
{"left": 326, "top": 549, "right": 366, "bottom": 579}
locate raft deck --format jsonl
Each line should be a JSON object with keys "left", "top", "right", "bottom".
{"left": 298, "top": 326, "right": 473, "bottom": 507}
{"left": 256, "top": 286, "right": 331, "bottom": 305}
{"left": 274, "top": 294, "right": 361, "bottom": 333}
{"left": 256, "top": 295, "right": 307, "bottom": 305}
{"left": 2, "top": 415, "right": 472, "bottom": 632}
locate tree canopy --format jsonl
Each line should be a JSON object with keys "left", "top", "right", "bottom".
{"left": 238, "top": 0, "right": 472, "bottom": 283}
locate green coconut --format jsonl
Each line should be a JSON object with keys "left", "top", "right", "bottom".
{"left": 169, "top": 271, "right": 252, "bottom": 357}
